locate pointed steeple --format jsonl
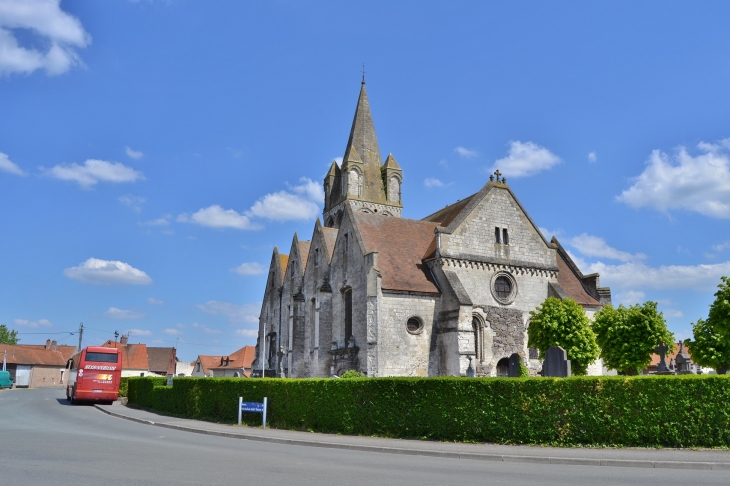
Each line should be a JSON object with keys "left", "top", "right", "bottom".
{"left": 343, "top": 81, "right": 382, "bottom": 169}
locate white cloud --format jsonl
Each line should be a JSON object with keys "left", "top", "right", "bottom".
{"left": 63, "top": 258, "right": 152, "bottom": 285}
{"left": 147, "top": 297, "right": 164, "bottom": 305}
{"left": 227, "top": 147, "right": 243, "bottom": 158}
{"left": 104, "top": 307, "right": 145, "bottom": 320}
{"left": 712, "top": 241, "right": 730, "bottom": 252}
{"left": 125, "top": 146, "right": 144, "bottom": 160}
{"left": 588, "top": 151, "right": 597, "bottom": 163}
{"left": 231, "top": 262, "right": 265, "bottom": 276}
{"left": 163, "top": 328, "right": 181, "bottom": 336}
{"left": 490, "top": 141, "right": 561, "bottom": 178}
{"left": 538, "top": 227, "right": 560, "bottom": 240}
{"left": 43, "top": 159, "right": 144, "bottom": 188}
{"left": 617, "top": 140, "right": 730, "bottom": 219}
{"left": 565, "top": 250, "right": 589, "bottom": 273}
{"left": 14, "top": 318, "right": 52, "bottom": 328}
{"left": 664, "top": 309, "right": 684, "bottom": 319}
{"left": 0, "top": 152, "right": 26, "bottom": 175}
{"left": 118, "top": 195, "right": 146, "bottom": 213}
{"left": 178, "top": 205, "right": 260, "bottom": 230}
{"left": 614, "top": 290, "right": 646, "bottom": 306}
{"left": 454, "top": 147, "right": 478, "bottom": 159}
{"left": 588, "top": 260, "right": 730, "bottom": 292}
{"left": 191, "top": 322, "right": 221, "bottom": 335}
{"left": 141, "top": 215, "right": 171, "bottom": 226}
{"left": 0, "top": 0, "right": 91, "bottom": 77}
{"left": 235, "top": 329, "right": 259, "bottom": 337}
{"left": 569, "top": 234, "right": 646, "bottom": 262}
{"left": 197, "top": 300, "right": 260, "bottom": 324}
{"left": 248, "top": 178, "right": 322, "bottom": 222}
{"left": 424, "top": 177, "right": 445, "bottom": 188}
{"left": 127, "top": 329, "right": 151, "bottom": 336}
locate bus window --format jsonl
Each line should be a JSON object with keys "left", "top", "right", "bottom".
{"left": 85, "top": 352, "right": 119, "bottom": 363}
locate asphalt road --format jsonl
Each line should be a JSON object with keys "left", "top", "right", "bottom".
{"left": 1, "top": 387, "right": 728, "bottom": 486}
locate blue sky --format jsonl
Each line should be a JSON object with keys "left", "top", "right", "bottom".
{"left": 1, "top": 1, "right": 729, "bottom": 362}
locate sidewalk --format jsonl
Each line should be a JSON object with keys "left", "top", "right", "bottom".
{"left": 94, "top": 403, "right": 730, "bottom": 470}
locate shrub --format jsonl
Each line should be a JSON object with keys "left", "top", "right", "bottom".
{"left": 127, "top": 375, "right": 730, "bottom": 447}
{"left": 340, "top": 370, "right": 367, "bottom": 378}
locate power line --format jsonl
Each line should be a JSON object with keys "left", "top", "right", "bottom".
{"left": 16, "top": 331, "right": 76, "bottom": 335}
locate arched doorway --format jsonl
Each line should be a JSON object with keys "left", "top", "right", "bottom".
{"left": 496, "top": 357, "right": 509, "bottom": 377}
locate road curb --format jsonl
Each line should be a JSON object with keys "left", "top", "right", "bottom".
{"left": 94, "top": 405, "right": 730, "bottom": 471}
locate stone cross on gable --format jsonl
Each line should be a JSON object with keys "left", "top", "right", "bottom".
{"left": 494, "top": 169, "right": 502, "bottom": 180}
{"left": 655, "top": 342, "right": 670, "bottom": 372}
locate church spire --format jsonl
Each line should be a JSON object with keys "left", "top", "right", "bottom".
{"left": 343, "top": 82, "right": 382, "bottom": 171}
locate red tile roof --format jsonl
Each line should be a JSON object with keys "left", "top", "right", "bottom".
{"left": 196, "top": 346, "right": 255, "bottom": 376}
{"left": 147, "top": 347, "right": 176, "bottom": 375}
{"left": 555, "top": 252, "right": 601, "bottom": 306}
{"left": 100, "top": 340, "right": 150, "bottom": 370}
{"left": 0, "top": 344, "right": 67, "bottom": 366}
{"left": 354, "top": 212, "right": 440, "bottom": 294}
{"left": 18, "top": 344, "right": 77, "bottom": 362}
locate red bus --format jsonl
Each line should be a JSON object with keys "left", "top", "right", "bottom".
{"left": 66, "top": 346, "right": 122, "bottom": 404}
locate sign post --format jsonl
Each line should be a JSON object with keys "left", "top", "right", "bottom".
{"left": 238, "top": 396, "right": 268, "bottom": 428}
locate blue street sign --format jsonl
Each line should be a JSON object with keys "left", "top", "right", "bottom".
{"left": 241, "top": 402, "right": 264, "bottom": 413}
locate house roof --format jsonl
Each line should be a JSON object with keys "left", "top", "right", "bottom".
{"left": 298, "top": 240, "right": 311, "bottom": 272}
{"left": 279, "top": 254, "right": 289, "bottom": 275}
{"left": 322, "top": 227, "right": 339, "bottom": 262}
{"left": 100, "top": 340, "right": 150, "bottom": 370}
{"left": 353, "top": 212, "right": 440, "bottom": 294}
{"left": 18, "top": 344, "right": 77, "bottom": 362}
{"left": 197, "top": 345, "right": 256, "bottom": 377}
{"left": 422, "top": 193, "right": 477, "bottom": 227}
{"left": 147, "top": 347, "right": 176, "bottom": 375}
{"left": 555, "top": 252, "right": 601, "bottom": 307}
{"left": 0, "top": 344, "right": 67, "bottom": 366}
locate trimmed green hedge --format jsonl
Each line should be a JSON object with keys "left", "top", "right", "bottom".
{"left": 119, "top": 377, "right": 129, "bottom": 398}
{"left": 126, "top": 375, "right": 730, "bottom": 447}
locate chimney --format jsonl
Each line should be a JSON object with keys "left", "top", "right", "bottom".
{"left": 51, "top": 340, "right": 57, "bottom": 351}
{"left": 120, "top": 335, "right": 128, "bottom": 346}
{"left": 45, "top": 339, "right": 51, "bottom": 350}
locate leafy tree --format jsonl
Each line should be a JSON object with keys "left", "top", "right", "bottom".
{"left": 592, "top": 301, "right": 674, "bottom": 375}
{"left": 527, "top": 297, "right": 599, "bottom": 375}
{"left": 0, "top": 324, "right": 19, "bottom": 345}
{"left": 688, "top": 276, "right": 730, "bottom": 374}
{"left": 340, "top": 370, "right": 366, "bottom": 378}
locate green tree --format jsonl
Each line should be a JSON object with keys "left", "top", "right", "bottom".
{"left": 688, "top": 276, "right": 730, "bottom": 374}
{"left": 592, "top": 301, "right": 674, "bottom": 375}
{"left": 0, "top": 324, "right": 19, "bottom": 345}
{"left": 527, "top": 297, "right": 599, "bottom": 375}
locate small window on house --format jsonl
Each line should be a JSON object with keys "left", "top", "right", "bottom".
{"left": 406, "top": 317, "right": 424, "bottom": 335}
{"left": 314, "top": 248, "right": 319, "bottom": 267}
{"left": 495, "top": 227, "right": 501, "bottom": 244}
{"left": 503, "top": 228, "right": 509, "bottom": 245}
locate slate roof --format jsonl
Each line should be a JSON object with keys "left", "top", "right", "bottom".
{"left": 147, "top": 347, "right": 176, "bottom": 375}
{"left": 0, "top": 344, "right": 67, "bottom": 366}
{"left": 353, "top": 212, "right": 440, "bottom": 294}
{"left": 321, "top": 227, "right": 339, "bottom": 262}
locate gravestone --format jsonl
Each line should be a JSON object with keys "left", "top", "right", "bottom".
{"left": 508, "top": 353, "right": 523, "bottom": 377}
{"left": 654, "top": 342, "right": 674, "bottom": 374}
{"left": 465, "top": 355, "right": 475, "bottom": 378}
{"left": 543, "top": 346, "right": 571, "bottom": 377}
{"left": 675, "top": 342, "right": 693, "bottom": 374}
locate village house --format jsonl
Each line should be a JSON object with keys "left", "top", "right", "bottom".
{"left": 192, "top": 346, "right": 255, "bottom": 377}
{"left": 1, "top": 340, "right": 74, "bottom": 387}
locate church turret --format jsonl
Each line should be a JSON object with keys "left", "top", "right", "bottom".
{"left": 323, "top": 80, "right": 403, "bottom": 228}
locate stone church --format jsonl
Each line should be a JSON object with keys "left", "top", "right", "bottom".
{"left": 252, "top": 80, "right": 612, "bottom": 378}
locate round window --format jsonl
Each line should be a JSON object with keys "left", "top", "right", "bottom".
{"left": 490, "top": 271, "right": 517, "bottom": 304}
{"left": 494, "top": 276, "right": 512, "bottom": 299}
{"left": 406, "top": 317, "right": 423, "bottom": 334}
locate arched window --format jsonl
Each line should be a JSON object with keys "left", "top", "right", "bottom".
{"left": 496, "top": 357, "right": 509, "bottom": 377}
{"left": 344, "top": 288, "right": 353, "bottom": 347}
{"left": 388, "top": 176, "right": 401, "bottom": 203}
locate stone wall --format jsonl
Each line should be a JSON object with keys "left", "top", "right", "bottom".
{"left": 377, "top": 293, "right": 438, "bottom": 377}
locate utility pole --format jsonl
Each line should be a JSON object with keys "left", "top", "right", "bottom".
{"left": 77, "top": 323, "right": 84, "bottom": 352}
